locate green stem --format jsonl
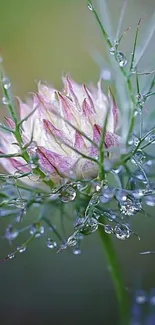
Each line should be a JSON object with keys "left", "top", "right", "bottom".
{"left": 98, "top": 225, "right": 130, "bottom": 325}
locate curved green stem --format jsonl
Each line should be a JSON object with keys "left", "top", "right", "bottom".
{"left": 98, "top": 225, "right": 130, "bottom": 325}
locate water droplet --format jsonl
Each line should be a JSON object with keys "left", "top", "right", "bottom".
{"left": 82, "top": 218, "right": 98, "bottom": 235}
{"left": 8, "top": 198, "right": 26, "bottom": 209}
{"left": 136, "top": 93, "right": 145, "bottom": 108}
{"left": 2, "top": 96, "right": 9, "bottom": 105}
{"left": 2, "top": 77, "right": 11, "bottom": 90}
{"left": 88, "top": 1, "right": 93, "bottom": 11}
{"left": 89, "top": 193, "right": 99, "bottom": 205}
{"left": 14, "top": 171, "right": 23, "bottom": 178}
{"left": 8, "top": 253, "right": 15, "bottom": 259}
{"left": 77, "top": 181, "right": 88, "bottom": 192}
{"left": 132, "top": 136, "right": 139, "bottom": 146}
{"left": 135, "top": 171, "right": 147, "bottom": 183}
{"left": 5, "top": 225, "right": 19, "bottom": 241}
{"left": 60, "top": 186, "right": 76, "bottom": 203}
{"left": 17, "top": 244, "right": 27, "bottom": 253}
{"left": 15, "top": 198, "right": 26, "bottom": 209}
{"left": 29, "top": 162, "right": 37, "bottom": 170}
{"left": 104, "top": 224, "right": 113, "bottom": 234}
{"left": 74, "top": 216, "right": 98, "bottom": 235}
{"left": 134, "top": 109, "right": 140, "bottom": 117}
{"left": 113, "top": 166, "right": 122, "bottom": 174}
{"left": 77, "top": 233, "right": 84, "bottom": 241}
{"left": 131, "top": 150, "right": 146, "bottom": 165}
{"left": 146, "top": 159, "right": 153, "bottom": 166}
{"left": 116, "top": 52, "right": 127, "bottom": 67}
{"left": 115, "top": 189, "right": 128, "bottom": 202}
{"left": 144, "top": 195, "right": 155, "bottom": 207}
{"left": 29, "top": 152, "right": 39, "bottom": 168}
{"left": 67, "top": 236, "right": 77, "bottom": 247}
{"left": 119, "top": 195, "right": 142, "bottom": 216}
{"left": 130, "top": 67, "right": 136, "bottom": 74}
{"left": 114, "top": 224, "right": 131, "bottom": 240}
{"left": 28, "top": 141, "right": 37, "bottom": 154}
{"left": 28, "top": 173, "right": 40, "bottom": 182}
{"left": 133, "top": 189, "right": 145, "bottom": 199}
{"left": 74, "top": 217, "right": 85, "bottom": 231}
{"left": 110, "top": 47, "right": 115, "bottom": 55}
{"left": 100, "top": 186, "right": 115, "bottom": 203}
{"left": 30, "top": 223, "right": 44, "bottom": 237}
{"left": 104, "top": 212, "right": 116, "bottom": 222}
{"left": 114, "top": 39, "right": 119, "bottom": 47}
{"left": 136, "top": 290, "right": 147, "bottom": 304}
{"left": 148, "top": 135, "right": 155, "bottom": 144}
{"left": 46, "top": 238, "right": 57, "bottom": 249}
{"left": 73, "top": 247, "right": 81, "bottom": 255}
{"left": 92, "top": 180, "right": 102, "bottom": 192}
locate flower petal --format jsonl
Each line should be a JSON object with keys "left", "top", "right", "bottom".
{"left": 38, "top": 82, "right": 56, "bottom": 104}
{"left": 83, "top": 84, "right": 95, "bottom": 113}
{"left": 74, "top": 130, "right": 86, "bottom": 151}
{"left": 0, "top": 150, "right": 30, "bottom": 174}
{"left": 63, "top": 75, "right": 81, "bottom": 111}
{"left": 37, "top": 146, "right": 74, "bottom": 177}
{"left": 104, "top": 131, "right": 120, "bottom": 148}
{"left": 4, "top": 117, "right": 15, "bottom": 129}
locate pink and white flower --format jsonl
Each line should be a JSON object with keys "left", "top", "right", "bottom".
{"left": 0, "top": 76, "right": 120, "bottom": 187}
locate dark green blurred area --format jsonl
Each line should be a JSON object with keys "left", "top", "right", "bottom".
{"left": 1, "top": 0, "right": 155, "bottom": 324}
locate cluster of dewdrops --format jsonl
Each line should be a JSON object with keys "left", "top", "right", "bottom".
{"left": 2, "top": 153, "right": 155, "bottom": 260}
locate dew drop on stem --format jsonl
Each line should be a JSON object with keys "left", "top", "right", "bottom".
{"left": 104, "top": 224, "right": 113, "bottom": 234}
{"left": 2, "top": 96, "right": 10, "bottom": 105}
{"left": 5, "top": 225, "right": 19, "bottom": 241}
{"left": 60, "top": 186, "right": 76, "bottom": 203}
{"left": 46, "top": 238, "right": 57, "bottom": 249}
{"left": 131, "top": 150, "right": 146, "bottom": 165}
{"left": 29, "top": 223, "right": 44, "bottom": 237}
{"left": 17, "top": 244, "right": 27, "bottom": 253}
{"left": 110, "top": 47, "right": 115, "bottom": 55}
{"left": 8, "top": 253, "right": 15, "bottom": 259}
{"left": 73, "top": 247, "right": 81, "bottom": 255}
{"left": 116, "top": 52, "right": 127, "bottom": 67}
{"left": 67, "top": 236, "right": 77, "bottom": 247}
{"left": 2, "top": 77, "right": 11, "bottom": 90}
{"left": 114, "top": 224, "right": 131, "bottom": 240}
{"left": 88, "top": 1, "right": 93, "bottom": 11}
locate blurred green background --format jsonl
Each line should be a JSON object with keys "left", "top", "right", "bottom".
{"left": 1, "top": 0, "right": 155, "bottom": 324}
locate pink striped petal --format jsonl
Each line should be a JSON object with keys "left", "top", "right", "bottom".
{"left": 88, "top": 124, "right": 101, "bottom": 157}
{"left": 57, "top": 92, "right": 76, "bottom": 122}
{"left": 17, "top": 97, "right": 31, "bottom": 120}
{"left": 83, "top": 85, "right": 95, "bottom": 113}
{"left": 38, "top": 83, "right": 56, "bottom": 104}
{"left": 4, "top": 117, "right": 15, "bottom": 129}
{"left": 37, "top": 147, "right": 57, "bottom": 174}
{"left": 93, "top": 124, "right": 101, "bottom": 144}
{"left": 74, "top": 131, "right": 86, "bottom": 151}
{"left": 37, "top": 146, "right": 73, "bottom": 177}
{"left": 82, "top": 98, "right": 94, "bottom": 117}
{"left": 104, "top": 131, "right": 120, "bottom": 148}
{"left": 0, "top": 150, "right": 30, "bottom": 173}
{"left": 43, "top": 119, "right": 70, "bottom": 145}
{"left": 64, "top": 76, "right": 80, "bottom": 110}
